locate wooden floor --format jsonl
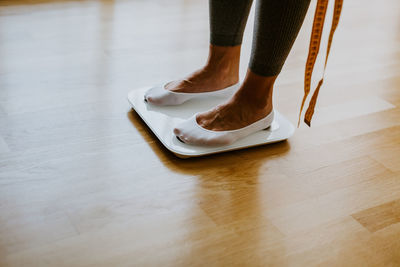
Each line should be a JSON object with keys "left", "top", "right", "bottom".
{"left": 1, "top": 0, "right": 400, "bottom": 266}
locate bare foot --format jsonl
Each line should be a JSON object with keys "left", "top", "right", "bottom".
{"left": 196, "top": 70, "right": 277, "bottom": 131}
{"left": 165, "top": 44, "right": 240, "bottom": 93}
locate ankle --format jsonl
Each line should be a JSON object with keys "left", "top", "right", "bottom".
{"left": 204, "top": 44, "right": 240, "bottom": 81}
{"left": 234, "top": 92, "right": 273, "bottom": 114}
{"left": 234, "top": 69, "right": 276, "bottom": 109}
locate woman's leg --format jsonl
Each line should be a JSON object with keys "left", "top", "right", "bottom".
{"left": 209, "top": 0, "right": 253, "bottom": 46}
{"left": 165, "top": 0, "right": 253, "bottom": 93}
{"left": 197, "top": 0, "right": 311, "bottom": 131}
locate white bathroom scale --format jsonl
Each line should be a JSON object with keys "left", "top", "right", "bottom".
{"left": 128, "top": 86, "right": 295, "bottom": 158}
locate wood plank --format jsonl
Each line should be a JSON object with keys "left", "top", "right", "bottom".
{"left": 352, "top": 199, "right": 400, "bottom": 233}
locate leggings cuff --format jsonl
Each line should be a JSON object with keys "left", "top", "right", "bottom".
{"left": 248, "top": 62, "right": 282, "bottom": 77}
{"left": 210, "top": 34, "right": 243, "bottom": 46}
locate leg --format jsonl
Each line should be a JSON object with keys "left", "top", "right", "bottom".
{"left": 196, "top": 0, "right": 311, "bottom": 131}
{"left": 163, "top": 0, "right": 253, "bottom": 94}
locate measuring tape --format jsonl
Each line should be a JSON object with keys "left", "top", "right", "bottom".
{"left": 298, "top": 0, "right": 344, "bottom": 127}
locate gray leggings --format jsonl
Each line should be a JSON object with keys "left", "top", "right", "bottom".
{"left": 209, "top": 0, "right": 311, "bottom": 76}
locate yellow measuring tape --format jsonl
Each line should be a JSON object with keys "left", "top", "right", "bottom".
{"left": 298, "top": 0, "right": 344, "bottom": 127}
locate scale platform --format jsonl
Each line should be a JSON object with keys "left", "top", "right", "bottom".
{"left": 128, "top": 86, "right": 295, "bottom": 158}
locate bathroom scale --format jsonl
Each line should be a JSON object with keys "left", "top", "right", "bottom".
{"left": 128, "top": 86, "right": 295, "bottom": 158}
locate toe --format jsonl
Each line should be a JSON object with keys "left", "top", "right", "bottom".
{"left": 173, "top": 127, "right": 181, "bottom": 136}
